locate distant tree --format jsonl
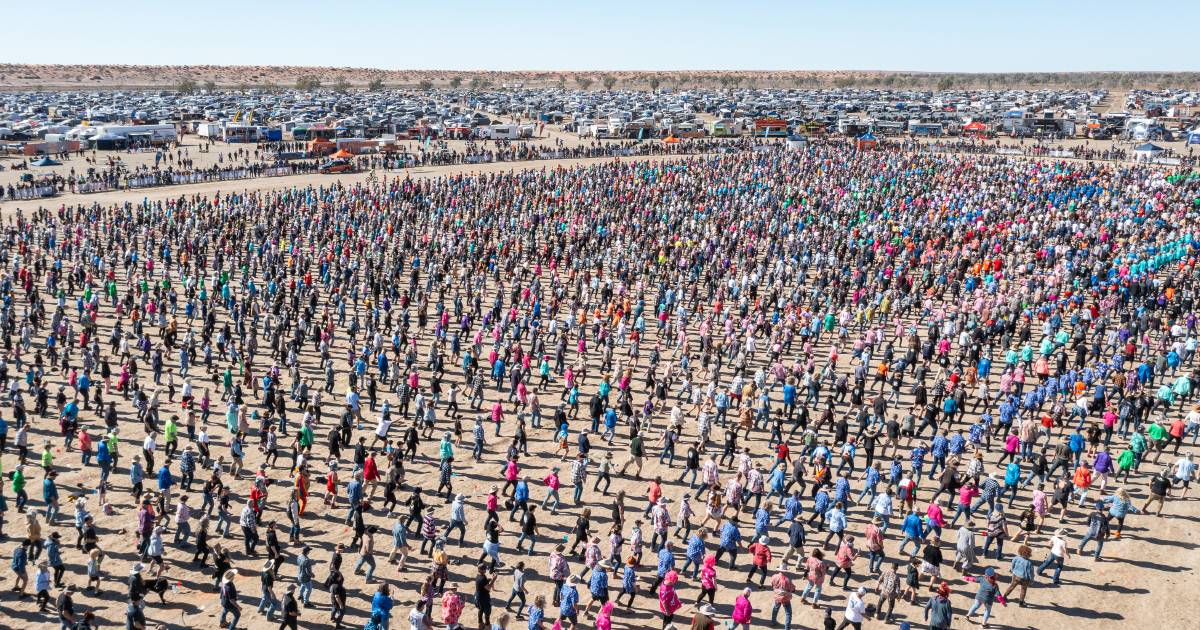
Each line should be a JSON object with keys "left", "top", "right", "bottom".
{"left": 368, "top": 78, "right": 385, "bottom": 91}
{"left": 418, "top": 79, "right": 434, "bottom": 91}
{"left": 936, "top": 76, "right": 953, "bottom": 90}
{"left": 469, "top": 77, "right": 483, "bottom": 90}
{"left": 648, "top": 76, "right": 660, "bottom": 92}
{"left": 576, "top": 76, "right": 593, "bottom": 91}
{"left": 601, "top": 75, "right": 617, "bottom": 91}
{"left": 203, "top": 80, "right": 216, "bottom": 92}
{"left": 295, "top": 76, "right": 322, "bottom": 90}
{"left": 175, "top": 78, "right": 198, "bottom": 94}
{"left": 449, "top": 77, "right": 462, "bottom": 89}
{"left": 333, "top": 77, "right": 351, "bottom": 92}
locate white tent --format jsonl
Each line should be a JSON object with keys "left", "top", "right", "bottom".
{"left": 1133, "top": 142, "right": 1165, "bottom": 161}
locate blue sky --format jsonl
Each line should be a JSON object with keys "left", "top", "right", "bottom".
{"left": 7, "top": 0, "right": 1198, "bottom": 72}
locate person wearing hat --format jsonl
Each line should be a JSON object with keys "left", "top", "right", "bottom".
{"left": 837, "top": 586, "right": 868, "bottom": 630}
{"left": 218, "top": 569, "right": 241, "bottom": 630}
{"left": 445, "top": 494, "right": 468, "bottom": 546}
{"left": 42, "top": 469, "right": 60, "bottom": 525}
{"left": 280, "top": 582, "right": 301, "bottom": 630}
{"left": 45, "top": 530, "right": 65, "bottom": 588}
{"left": 746, "top": 535, "right": 773, "bottom": 586}
{"left": 559, "top": 575, "right": 581, "bottom": 626}
{"left": 127, "top": 562, "right": 146, "bottom": 601}
{"left": 257, "top": 558, "right": 280, "bottom": 621}
{"left": 33, "top": 558, "right": 51, "bottom": 611}
{"left": 692, "top": 602, "right": 718, "bottom": 630}
{"left": 1036, "top": 528, "right": 1070, "bottom": 585}
{"left": 296, "top": 546, "right": 315, "bottom": 606}
{"left": 56, "top": 583, "right": 77, "bottom": 628}
{"left": 541, "top": 466, "right": 562, "bottom": 514}
{"left": 966, "top": 567, "right": 1001, "bottom": 627}
{"left": 769, "top": 567, "right": 796, "bottom": 630}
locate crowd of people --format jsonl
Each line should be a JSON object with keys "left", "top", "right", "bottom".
{"left": 0, "top": 140, "right": 1196, "bottom": 630}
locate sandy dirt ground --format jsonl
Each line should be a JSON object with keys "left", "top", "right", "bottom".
{"left": 0, "top": 148, "right": 1194, "bottom": 630}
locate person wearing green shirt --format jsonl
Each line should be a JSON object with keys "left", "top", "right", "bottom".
{"left": 41, "top": 443, "right": 54, "bottom": 470}
{"left": 1112, "top": 444, "right": 1133, "bottom": 480}
{"left": 299, "top": 424, "right": 314, "bottom": 450}
{"left": 12, "top": 465, "right": 26, "bottom": 511}
{"left": 107, "top": 433, "right": 120, "bottom": 468}
{"left": 164, "top": 416, "right": 179, "bottom": 457}
{"left": 1147, "top": 422, "right": 1168, "bottom": 465}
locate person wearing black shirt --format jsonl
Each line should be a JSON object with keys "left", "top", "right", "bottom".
{"left": 1145, "top": 470, "right": 1172, "bottom": 516}
{"left": 518, "top": 506, "right": 538, "bottom": 554}
{"left": 329, "top": 569, "right": 348, "bottom": 627}
{"left": 192, "top": 518, "right": 211, "bottom": 567}
{"left": 127, "top": 564, "right": 146, "bottom": 601}
{"left": 266, "top": 521, "right": 284, "bottom": 577}
{"left": 56, "top": 584, "right": 76, "bottom": 628}
{"left": 474, "top": 563, "right": 497, "bottom": 629}
{"left": 679, "top": 445, "right": 700, "bottom": 487}
{"left": 281, "top": 583, "right": 301, "bottom": 630}
{"left": 212, "top": 544, "right": 232, "bottom": 587}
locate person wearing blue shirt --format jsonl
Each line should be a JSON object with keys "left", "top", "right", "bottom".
{"left": 909, "top": 444, "right": 927, "bottom": 482}
{"left": 833, "top": 474, "right": 851, "bottom": 505}
{"left": 857, "top": 465, "right": 881, "bottom": 507}
{"left": 681, "top": 532, "right": 707, "bottom": 578}
{"left": 753, "top": 506, "right": 771, "bottom": 540}
{"left": 526, "top": 599, "right": 545, "bottom": 630}
{"left": 647, "top": 541, "right": 676, "bottom": 594}
{"left": 899, "top": 509, "right": 924, "bottom": 556}
{"left": 1003, "top": 462, "right": 1022, "bottom": 508}
{"left": 948, "top": 431, "right": 966, "bottom": 456}
{"left": 558, "top": 577, "right": 580, "bottom": 625}
{"left": 888, "top": 458, "right": 903, "bottom": 485}
{"left": 1068, "top": 430, "right": 1086, "bottom": 467}
{"left": 493, "top": 358, "right": 506, "bottom": 391}
{"left": 587, "top": 565, "right": 609, "bottom": 609}
{"left": 370, "top": 584, "right": 393, "bottom": 630}
{"left": 783, "top": 381, "right": 798, "bottom": 421}
{"left": 43, "top": 472, "right": 60, "bottom": 524}
{"left": 716, "top": 519, "right": 742, "bottom": 569}
{"left": 346, "top": 475, "right": 364, "bottom": 523}
{"left": 714, "top": 391, "right": 729, "bottom": 425}
{"left": 823, "top": 502, "right": 848, "bottom": 547}
{"left": 766, "top": 466, "right": 788, "bottom": 505}
{"left": 930, "top": 433, "right": 949, "bottom": 476}
{"left": 776, "top": 491, "right": 803, "bottom": 527}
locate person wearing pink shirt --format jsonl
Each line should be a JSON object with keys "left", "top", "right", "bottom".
{"left": 491, "top": 401, "right": 504, "bottom": 436}
{"left": 926, "top": 499, "right": 947, "bottom": 539}
{"left": 541, "top": 467, "right": 562, "bottom": 513}
{"left": 731, "top": 586, "right": 753, "bottom": 629}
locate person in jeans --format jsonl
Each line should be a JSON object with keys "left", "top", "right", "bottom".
{"left": 1036, "top": 529, "right": 1070, "bottom": 584}
{"left": 964, "top": 566, "right": 1000, "bottom": 625}
{"left": 218, "top": 569, "right": 241, "bottom": 630}
{"left": 769, "top": 570, "right": 795, "bottom": 630}
{"left": 1002, "top": 544, "right": 1035, "bottom": 605}
{"left": 257, "top": 558, "right": 279, "bottom": 621}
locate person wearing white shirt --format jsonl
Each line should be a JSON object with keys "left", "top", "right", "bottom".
{"left": 1173, "top": 454, "right": 1196, "bottom": 498}
{"left": 142, "top": 432, "right": 157, "bottom": 470}
{"left": 842, "top": 587, "right": 868, "bottom": 626}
